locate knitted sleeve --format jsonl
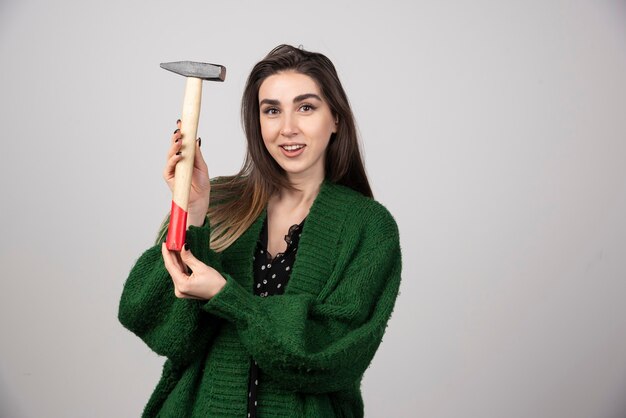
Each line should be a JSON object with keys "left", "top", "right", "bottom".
{"left": 202, "top": 204, "right": 402, "bottom": 393}
{"left": 118, "top": 222, "right": 223, "bottom": 367}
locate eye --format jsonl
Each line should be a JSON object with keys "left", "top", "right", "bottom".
{"left": 299, "top": 103, "right": 317, "bottom": 112}
{"left": 262, "top": 107, "right": 280, "bottom": 115}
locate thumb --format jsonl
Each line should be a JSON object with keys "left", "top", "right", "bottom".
{"left": 194, "top": 138, "right": 209, "bottom": 173}
{"left": 180, "top": 243, "right": 203, "bottom": 271}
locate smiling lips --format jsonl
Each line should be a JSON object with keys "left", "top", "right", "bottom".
{"left": 280, "top": 144, "right": 306, "bottom": 157}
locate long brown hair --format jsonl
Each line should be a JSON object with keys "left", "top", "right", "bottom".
{"left": 160, "top": 45, "right": 372, "bottom": 251}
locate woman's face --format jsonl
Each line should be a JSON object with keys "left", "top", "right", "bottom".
{"left": 258, "top": 71, "right": 337, "bottom": 184}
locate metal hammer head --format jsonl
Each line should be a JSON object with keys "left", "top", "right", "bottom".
{"left": 160, "top": 61, "right": 226, "bottom": 81}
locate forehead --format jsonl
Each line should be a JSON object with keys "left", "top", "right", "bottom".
{"left": 258, "top": 71, "right": 321, "bottom": 100}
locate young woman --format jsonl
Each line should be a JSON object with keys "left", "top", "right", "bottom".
{"left": 118, "top": 44, "right": 402, "bottom": 418}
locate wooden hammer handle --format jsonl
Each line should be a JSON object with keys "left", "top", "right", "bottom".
{"left": 166, "top": 77, "right": 203, "bottom": 251}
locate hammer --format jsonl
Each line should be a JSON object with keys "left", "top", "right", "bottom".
{"left": 160, "top": 61, "right": 226, "bottom": 251}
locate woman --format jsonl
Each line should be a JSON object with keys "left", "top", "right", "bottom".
{"left": 118, "top": 44, "right": 402, "bottom": 418}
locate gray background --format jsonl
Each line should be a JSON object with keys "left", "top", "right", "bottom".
{"left": 1, "top": 0, "right": 625, "bottom": 417}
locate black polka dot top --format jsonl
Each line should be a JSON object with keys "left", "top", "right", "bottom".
{"left": 247, "top": 216, "right": 305, "bottom": 418}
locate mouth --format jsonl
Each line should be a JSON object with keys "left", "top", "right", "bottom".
{"left": 279, "top": 144, "right": 306, "bottom": 157}
{"left": 280, "top": 144, "right": 306, "bottom": 151}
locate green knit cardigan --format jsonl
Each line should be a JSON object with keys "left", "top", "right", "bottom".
{"left": 118, "top": 180, "right": 402, "bottom": 417}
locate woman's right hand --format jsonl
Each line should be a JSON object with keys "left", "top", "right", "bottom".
{"left": 163, "top": 119, "right": 211, "bottom": 227}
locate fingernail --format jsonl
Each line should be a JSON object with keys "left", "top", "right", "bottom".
{"left": 174, "top": 128, "right": 180, "bottom": 134}
{"left": 175, "top": 139, "right": 179, "bottom": 143}
{"left": 176, "top": 119, "right": 181, "bottom": 124}
{"left": 184, "top": 243, "right": 189, "bottom": 251}
{"left": 176, "top": 151, "right": 181, "bottom": 156}
{"left": 197, "top": 137, "right": 201, "bottom": 147}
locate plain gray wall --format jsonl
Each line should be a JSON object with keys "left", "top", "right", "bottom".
{"left": 1, "top": 0, "right": 625, "bottom": 417}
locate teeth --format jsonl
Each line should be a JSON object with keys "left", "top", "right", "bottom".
{"left": 283, "top": 144, "right": 304, "bottom": 151}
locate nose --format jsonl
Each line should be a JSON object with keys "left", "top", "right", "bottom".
{"left": 280, "top": 113, "right": 298, "bottom": 137}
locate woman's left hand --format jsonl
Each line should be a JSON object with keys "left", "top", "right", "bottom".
{"left": 161, "top": 243, "right": 226, "bottom": 300}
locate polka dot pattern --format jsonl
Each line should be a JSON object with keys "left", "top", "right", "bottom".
{"left": 247, "top": 216, "right": 305, "bottom": 418}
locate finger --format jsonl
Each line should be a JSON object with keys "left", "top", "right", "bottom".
{"left": 171, "top": 250, "right": 188, "bottom": 274}
{"left": 161, "top": 243, "right": 204, "bottom": 300}
{"left": 161, "top": 247, "right": 202, "bottom": 300}
{"left": 166, "top": 138, "right": 182, "bottom": 159}
{"left": 161, "top": 245, "right": 197, "bottom": 298}
{"left": 163, "top": 152, "right": 183, "bottom": 181}
{"left": 179, "top": 243, "right": 205, "bottom": 272}
{"left": 173, "top": 120, "right": 182, "bottom": 144}
{"left": 172, "top": 128, "right": 182, "bottom": 144}
{"left": 161, "top": 243, "right": 188, "bottom": 283}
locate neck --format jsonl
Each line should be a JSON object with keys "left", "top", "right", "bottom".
{"left": 272, "top": 174, "right": 324, "bottom": 211}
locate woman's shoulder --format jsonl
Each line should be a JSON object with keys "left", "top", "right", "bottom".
{"left": 322, "top": 181, "right": 399, "bottom": 239}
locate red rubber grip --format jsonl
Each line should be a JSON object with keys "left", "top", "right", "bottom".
{"left": 166, "top": 200, "right": 187, "bottom": 251}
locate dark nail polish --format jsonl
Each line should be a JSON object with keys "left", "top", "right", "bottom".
{"left": 176, "top": 151, "right": 181, "bottom": 156}
{"left": 174, "top": 128, "right": 180, "bottom": 134}
{"left": 184, "top": 243, "right": 189, "bottom": 251}
{"left": 197, "top": 138, "right": 201, "bottom": 147}
{"left": 175, "top": 139, "right": 179, "bottom": 143}
{"left": 176, "top": 119, "right": 181, "bottom": 124}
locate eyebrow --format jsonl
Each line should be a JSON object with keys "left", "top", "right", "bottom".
{"left": 259, "top": 93, "right": 323, "bottom": 107}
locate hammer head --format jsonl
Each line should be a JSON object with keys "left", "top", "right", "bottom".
{"left": 160, "top": 61, "right": 226, "bottom": 81}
